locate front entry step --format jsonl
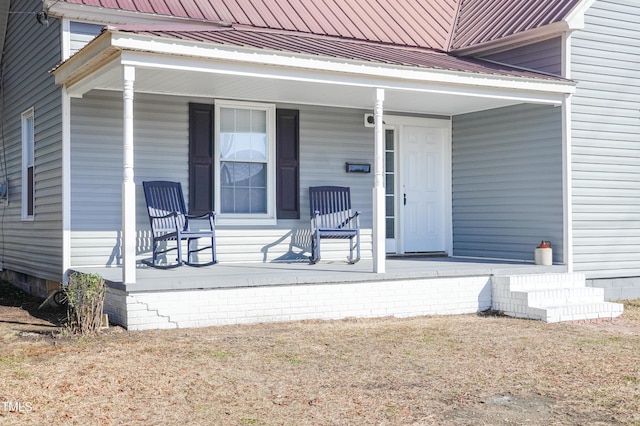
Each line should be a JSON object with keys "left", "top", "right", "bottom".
{"left": 492, "top": 273, "right": 624, "bottom": 323}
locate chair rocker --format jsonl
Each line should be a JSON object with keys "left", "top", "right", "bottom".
{"left": 309, "top": 186, "right": 361, "bottom": 264}
{"left": 142, "top": 181, "right": 217, "bottom": 268}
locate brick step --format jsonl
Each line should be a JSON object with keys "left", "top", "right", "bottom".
{"left": 512, "top": 287, "right": 604, "bottom": 306}
{"left": 493, "top": 272, "right": 586, "bottom": 292}
{"left": 491, "top": 272, "right": 624, "bottom": 323}
{"left": 527, "top": 302, "right": 624, "bottom": 323}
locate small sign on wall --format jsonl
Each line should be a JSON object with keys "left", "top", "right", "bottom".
{"left": 346, "top": 162, "right": 371, "bottom": 173}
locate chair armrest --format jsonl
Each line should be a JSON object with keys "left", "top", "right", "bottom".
{"left": 310, "top": 210, "right": 321, "bottom": 231}
{"left": 149, "top": 211, "right": 181, "bottom": 234}
{"left": 149, "top": 211, "right": 178, "bottom": 220}
{"left": 185, "top": 211, "right": 215, "bottom": 220}
{"left": 185, "top": 211, "right": 216, "bottom": 230}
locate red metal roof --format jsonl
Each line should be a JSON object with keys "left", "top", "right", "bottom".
{"left": 57, "top": 0, "right": 460, "bottom": 50}
{"left": 451, "top": 0, "right": 582, "bottom": 50}
{"left": 54, "top": 0, "right": 585, "bottom": 52}
{"left": 108, "top": 25, "right": 566, "bottom": 81}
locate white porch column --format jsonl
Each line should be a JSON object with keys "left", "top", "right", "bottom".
{"left": 122, "top": 66, "right": 137, "bottom": 284}
{"left": 373, "top": 88, "right": 386, "bottom": 273}
{"left": 561, "top": 33, "right": 573, "bottom": 272}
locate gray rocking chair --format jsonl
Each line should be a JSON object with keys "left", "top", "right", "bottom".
{"left": 142, "top": 181, "right": 217, "bottom": 268}
{"left": 309, "top": 186, "right": 361, "bottom": 264}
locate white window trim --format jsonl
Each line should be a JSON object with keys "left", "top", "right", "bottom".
{"left": 21, "top": 108, "right": 35, "bottom": 220}
{"left": 214, "top": 100, "right": 276, "bottom": 226}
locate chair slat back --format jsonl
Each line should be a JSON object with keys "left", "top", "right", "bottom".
{"left": 143, "top": 181, "right": 188, "bottom": 233}
{"left": 309, "top": 186, "right": 354, "bottom": 229}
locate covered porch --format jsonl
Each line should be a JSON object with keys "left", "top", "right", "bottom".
{"left": 53, "top": 24, "right": 576, "bottom": 289}
{"left": 73, "top": 257, "right": 567, "bottom": 330}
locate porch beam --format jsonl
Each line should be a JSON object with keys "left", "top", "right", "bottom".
{"left": 122, "top": 65, "right": 136, "bottom": 284}
{"left": 373, "top": 88, "right": 386, "bottom": 273}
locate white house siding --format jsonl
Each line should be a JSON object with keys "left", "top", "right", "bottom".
{"left": 69, "top": 22, "right": 103, "bottom": 56}
{"left": 70, "top": 91, "right": 373, "bottom": 267}
{"left": 451, "top": 104, "right": 564, "bottom": 263}
{"left": 481, "top": 37, "right": 563, "bottom": 76}
{"left": 571, "top": 0, "right": 640, "bottom": 279}
{"left": 0, "top": 0, "right": 63, "bottom": 282}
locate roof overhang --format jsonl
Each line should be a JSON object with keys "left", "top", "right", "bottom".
{"left": 53, "top": 29, "right": 575, "bottom": 116}
{"left": 452, "top": 0, "right": 598, "bottom": 57}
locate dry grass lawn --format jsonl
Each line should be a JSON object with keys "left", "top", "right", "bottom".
{"left": 0, "top": 281, "right": 639, "bottom": 425}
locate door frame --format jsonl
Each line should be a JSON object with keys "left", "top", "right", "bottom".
{"left": 384, "top": 115, "right": 452, "bottom": 256}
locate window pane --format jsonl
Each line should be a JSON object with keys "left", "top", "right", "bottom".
{"left": 219, "top": 108, "right": 267, "bottom": 161}
{"left": 385, "top": 152, "right": 394, "bottom": 172}
{"left": 221, "top": 187, "right": 234, "bottom": 213}
{"left": 25, "top": 116, "right": 34, "bottom": 165}
{"left": 386, "top": 218, "right": 394, "bottom": 239}
{"left": 249, "top": 163, "right": 266, "bottom": 187}
{"left": 385, "top": 174, "right": 394, "bottom": 193}
{"left": 250, "top": 188, "right": 266, "bottom": 213}
{"left": 220, "top": 162, "right": 267, "bottom": 214}
{"left": 385, "top": 195, "right": 394, "bottom": 216}
{"left": 385, "top": 129, "right": 394, "bottom": 150}
{"left": 252, "top": 110, "right": 266, "bottom": 133}
{"left": 236, "top": 109, "right": 251, "bottom": 133}
{"left": 220, "top": 107, "right": 235, "bottom": 133}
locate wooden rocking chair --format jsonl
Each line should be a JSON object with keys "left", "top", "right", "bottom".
{"left": 142, "top": 181, "right": 217, "bottom": 267}
{"left": 309, "top": 186, "right": 361, "bottom": 264}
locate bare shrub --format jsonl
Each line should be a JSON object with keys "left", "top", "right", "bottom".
{"left": 64, "top": 272, "right": 105, "bottom": 334}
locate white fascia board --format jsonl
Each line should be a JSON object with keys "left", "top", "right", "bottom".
{"left": 53, "top": 31, "right": 116, "bottom": 84}
{"left": 64, "top": 57, "right": 122, "bottom": 98}
{"left": 111, "top": 33, "right": 576, "bottom": 96}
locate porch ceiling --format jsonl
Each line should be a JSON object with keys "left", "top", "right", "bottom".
{"left": 73, "top": 63, "right": 537, "bottom": 115}
{"left": 53, "top": 29, "right": 575, "bottom": 116}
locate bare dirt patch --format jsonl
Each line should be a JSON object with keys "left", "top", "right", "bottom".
{"left": 0, "top": 280, "right": 639, "bottom": 425}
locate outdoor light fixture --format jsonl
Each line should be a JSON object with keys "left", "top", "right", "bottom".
{"left": 36, "top": 9, "right": 49, "bottom": 27}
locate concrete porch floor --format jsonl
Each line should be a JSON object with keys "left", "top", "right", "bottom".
{"left": 74, "top": 257, "right": 567, "bottom": 293}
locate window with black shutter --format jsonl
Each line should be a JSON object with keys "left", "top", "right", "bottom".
{"left": 188, "top": 102, "right": 300, "bottom": 222}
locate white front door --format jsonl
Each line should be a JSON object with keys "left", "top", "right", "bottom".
{"left": 400, "top": 125, "right": 448, "bottom": 253}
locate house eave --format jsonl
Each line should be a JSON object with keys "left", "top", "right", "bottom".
{"left": 46, "top": 0, "right": 229, "bottom": 26}
{"left": 53, "top": 31, "right": 120, "bottom": 88}
{"left": 63, "top": 31, "right": 574, "bottom": 91}
{"left": 452, "top": 21, "right": 572, "bottom": 57}
{"left": 53, "top": 30, "right": 574, "bottom": 113}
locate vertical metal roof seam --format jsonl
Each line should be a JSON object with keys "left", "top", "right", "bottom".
{"left": 348, "top": 0, "right": 400, "bottom": 45}
{"left": 217, "top": 0, "right": 249, "bottom": 26}
{"left": 375, "top": 0, "right": 430, "bottom": 47}
{"left": 163, "top": 0, "right": 188, "bottom": 18}
{"left": 268, "top": 0, "right": 305, "bottom": 32}
{"left": 238, "top": 0, "right": 269, "bottom": 28}
{"left": 181, "top": 0, "right": 206, "bottom": 20}
{"left": 202, "top": 1, "right": 232, "bottom": 22}
{"left": 304, "top": 0, "right": 349, "bottom": 38}
{"left": 253, "top": 0, "right": 285, "bottom": 28}
{"left": 190, "top": 0, "right": 219, "bottom": 22}
{"left": 446, "top": 0, "right": 464, "bottom": 51}
{"left": 322, "top": 0, "right": 367, "bottom": 39}
{"left": 280, "top": 0, "right": 324, "bottom": 34}
{"left": 481, "top": 3, "right": 538, "bottom": 43}
{"left": 330, "top": 0, "right": 372, "bottom": 40}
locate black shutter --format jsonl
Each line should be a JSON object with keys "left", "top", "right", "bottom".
{"left": 276, "top": 109, "right": 300, "bottom": 219}
{"left": 188, "top": 103, "right": 214, "bottom": 214}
